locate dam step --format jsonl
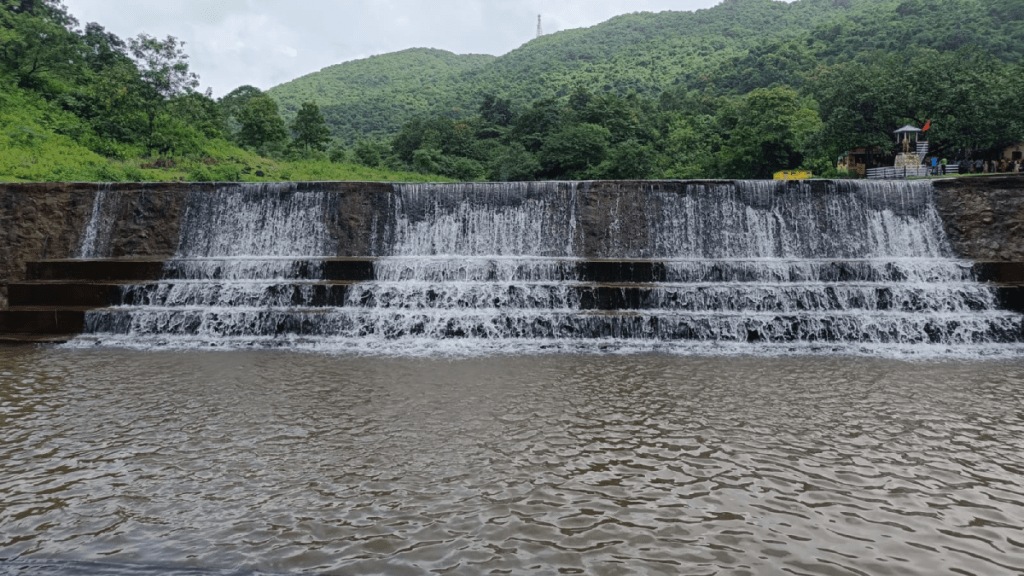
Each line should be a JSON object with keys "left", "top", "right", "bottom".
{"left": 27, "top": 258, "right": 1024, "bottom": 284}
{"left": 0, "top": 333, "right": 77, "bottom": 345}
{"left": 82, "top": 307, "right": 1024, "bottom": 343}
{"left": 10, "top": 279, "right": 1009, "bottom": 313}
{"left": 6, "top": 257, "right": 1024, "bottom": 346}
{"left": 995, "top": 285, "right": 1024, "bottom": 313}
{"left": 0, "top": 309, "right": 85, "bottom": 334}
{"left": 26, "top": 258, "right": 376, "bottom": 282}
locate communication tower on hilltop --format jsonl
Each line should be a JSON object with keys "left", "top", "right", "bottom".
{"left": 537, "top": 15, "right": 543, "bottom": 38}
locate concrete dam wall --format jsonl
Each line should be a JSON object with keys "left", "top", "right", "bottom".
{"left": 2, "top": 177, "right": 1023, "bottom": 354}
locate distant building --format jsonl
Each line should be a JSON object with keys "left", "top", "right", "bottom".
{"left": 837, "top": 146, "right": 886, "bottom": 177}
{"left": 841, "top": 124, "right": 938, "bottom": 179}
{"left": 1002, "top": 143, "right": 1024, "bottom": 162}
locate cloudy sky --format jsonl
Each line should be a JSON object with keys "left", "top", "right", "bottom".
{"left": 61, "top": 1, "right": 727, "bottom": 97}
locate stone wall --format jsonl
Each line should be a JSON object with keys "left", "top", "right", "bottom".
{"left": 934, "top": 175, "right": 1024, "bottom": 262}
{"left": 0, "top": 182, "right": 393, "bottom": 307}
{"left": 2, "top": 183, "right": 99, "bottom": 308}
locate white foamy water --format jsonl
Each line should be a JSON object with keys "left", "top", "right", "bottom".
{"left": 72, "top": 180, "right": 1024, "bottom": 357}
{"left": 78, "top": 185, "right": 115, "bottom": 258}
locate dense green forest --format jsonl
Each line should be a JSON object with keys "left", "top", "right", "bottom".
{"left": 271, "top": 0, "right": 1024, "bottom": 180}
{"left": 3, "top": 0, "right": 1023, "bottom": 182}
{"left": 0, "top": 0, "right": 442, "bottom": 182}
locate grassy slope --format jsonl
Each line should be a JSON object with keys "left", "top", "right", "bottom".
{"left": 0, "top": 82, "right": 444, "bottom": 183}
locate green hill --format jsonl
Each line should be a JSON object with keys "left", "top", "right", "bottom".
{"left": 268, "top": 0, "right": 840, "bottom": 142}
{"left": 0, "top": 1, "right": 445, "bottom": 183}
{"left": 4, "top": 0, "right": 1021, "bottom": 183}
{"left": 271, "top": 49, "right": 495, "bottom": 143}
{"left": 267, "top": 0, "right": 1024, "bottom": 143}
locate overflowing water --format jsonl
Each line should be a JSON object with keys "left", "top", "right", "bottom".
{"left": 71, "top": 180, "right": 1024, "bottom": 356}
{"left": 77, "top": 184, "right": 115, "bottom": 259}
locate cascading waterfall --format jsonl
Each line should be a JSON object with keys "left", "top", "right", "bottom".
{"left": 639, "top": 180, "right": 949, "bottom": 259}
{"left": 344, "top": 182, "right": 584, "bottom": 341}
{"left": 73, "top": 180, "right": 1024, "bottom": 356}
{"left": 83, "top": 183, "right": 342, "bottom": 339}
{"left": 78, "top": 184, "right": 116, "bottom": 258}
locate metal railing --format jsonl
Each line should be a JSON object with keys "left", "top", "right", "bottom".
{"left": 866, "top": 164, "right": 959, "bottom": 179}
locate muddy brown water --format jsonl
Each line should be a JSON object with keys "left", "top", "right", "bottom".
{"left": 1, "top": 348, "right": 1023, "bottom": 575}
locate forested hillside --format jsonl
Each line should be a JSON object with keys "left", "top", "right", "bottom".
{"left": 269, "top": 0, "right": 849, "bottom": 142}
{"left": 0, "top": 0, "right": 443, "bottom": 182}
{"left": 272, "top": 0, "right": 1024, "bottom": 180}
{"left": 272, "top": 49, "right": 495, "bottom": 143}
{"left": 4, "top": 0, "right": 1023, "bottom": 182}
{"left": 267, "top": 0, "right": 1023, "bottom": 181}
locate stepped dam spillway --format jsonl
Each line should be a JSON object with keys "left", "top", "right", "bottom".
{"left": 2, "top": 178, "right": 1024, "bottom": 356}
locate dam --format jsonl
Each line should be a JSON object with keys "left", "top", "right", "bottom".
{"left": 1, "top": 178, "right": 1024, "bottom": 575}
{"left": 2, "top": 178, "right": 1024, "bottom": 356}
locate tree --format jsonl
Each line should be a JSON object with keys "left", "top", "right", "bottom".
{"left": 353, "top": 139, "right": 389, "bottom": 167}
{"left": 539, "top": 123, "right": 611, "bottom": 179}
{"left": 218, "top": 84, "right": 264, "bottom": 141}
{"left": 811, "top": 48, "right": 1024, "bottom": 161}
{"left": 237, "top": 93, "right": 288, "bottom": 152}
{"left": 716, "top": 86, "right": 822, "bottom": 179}
{"left": 0, "top": 0, "right": 80, "bottom": 88}
{"left": 167, "top": 91, "right": 225, "bottom": 139}
{"left": 597, "top": 139, "right": 657, "bottom": 180}
{"left": 487, "top": 142, "right": 540, "bottom": 181}
{"left": 128, "top": 34, "right": 198, "bottom": 100}
{"left": 659, "top": 111, "right": 719, "bottom": 179}
{"left": 127, "top": 33, "right": 199, "bottom": 151}
{"left": 479, "top": 93, "right": 514, "bottom": 127}
{"left": 290, "top": 101, "right": 331, "bottom": 152}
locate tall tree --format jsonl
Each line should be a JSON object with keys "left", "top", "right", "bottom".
{"left": 0, "top": 0, "right": 80, "bottom": 88}
{"left": 237, "top": 93, "right": 288, "bottom": 152}
{"left": 127, "top": 33, "right": 199, "bottom": 151}
{"left": 290, "top": 101, "right": 331, "bottom": 152}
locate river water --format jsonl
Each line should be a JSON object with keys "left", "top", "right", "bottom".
{"left": 2, "top": 348, "right": 1023, "bottom": 575}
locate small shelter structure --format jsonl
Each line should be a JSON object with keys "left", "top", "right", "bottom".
{"left": 893, "top": 125, "right": 925, "bottom": 168}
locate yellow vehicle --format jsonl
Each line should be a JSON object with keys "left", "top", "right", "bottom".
{"left": 773, "top": 170, "right": 813, "bottom": 180}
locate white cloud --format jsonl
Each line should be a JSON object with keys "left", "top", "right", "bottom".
{"left": 62, "top": 0, "right": 725, "bottom": 96}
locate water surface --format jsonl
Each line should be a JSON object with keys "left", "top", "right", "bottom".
{"left": 2, "top": 348, "right": 1023, "bottom": 575}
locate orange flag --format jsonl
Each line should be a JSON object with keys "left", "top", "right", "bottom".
{"left": 922, "top": 119, "right": 932, "bottom": 132}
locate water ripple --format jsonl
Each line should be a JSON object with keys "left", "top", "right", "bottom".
{"left": 1, "top": 349, "right": 1023, "bottom": 575}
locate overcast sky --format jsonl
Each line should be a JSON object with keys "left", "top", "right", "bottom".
{"left": 61, "top": 1, "right": 728, "bottom": 97}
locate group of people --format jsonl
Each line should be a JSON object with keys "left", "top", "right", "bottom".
{"left": 960, "top": 157, "right": 1024, "bottom": 174}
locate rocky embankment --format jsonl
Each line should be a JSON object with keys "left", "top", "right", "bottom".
{"left": 934, "top": 175, "right": 1024, "bottom": 262}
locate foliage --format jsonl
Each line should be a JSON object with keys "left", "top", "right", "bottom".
{"left": 0, "top": 2, "right": 446, "bottom": 183}
{"left": 268, "top": 48, "right": 496, "bottom": 143}
{"left": 810, "top": 48, "right": 1024, "bottom": 160}
{"left": 3, "top": 0, "right": 1023, "bottom": 183}
{"left": 236, "top": 93, "right": 288, "bottom": 153}
{"left": 716, "top": 87, "right": 823, "bottom": 179}
{"left": 290, "top": 101, "right": 331, "bottom": 152}
{"left": 128, "top": 33, "right": 198, "bottom": 100}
